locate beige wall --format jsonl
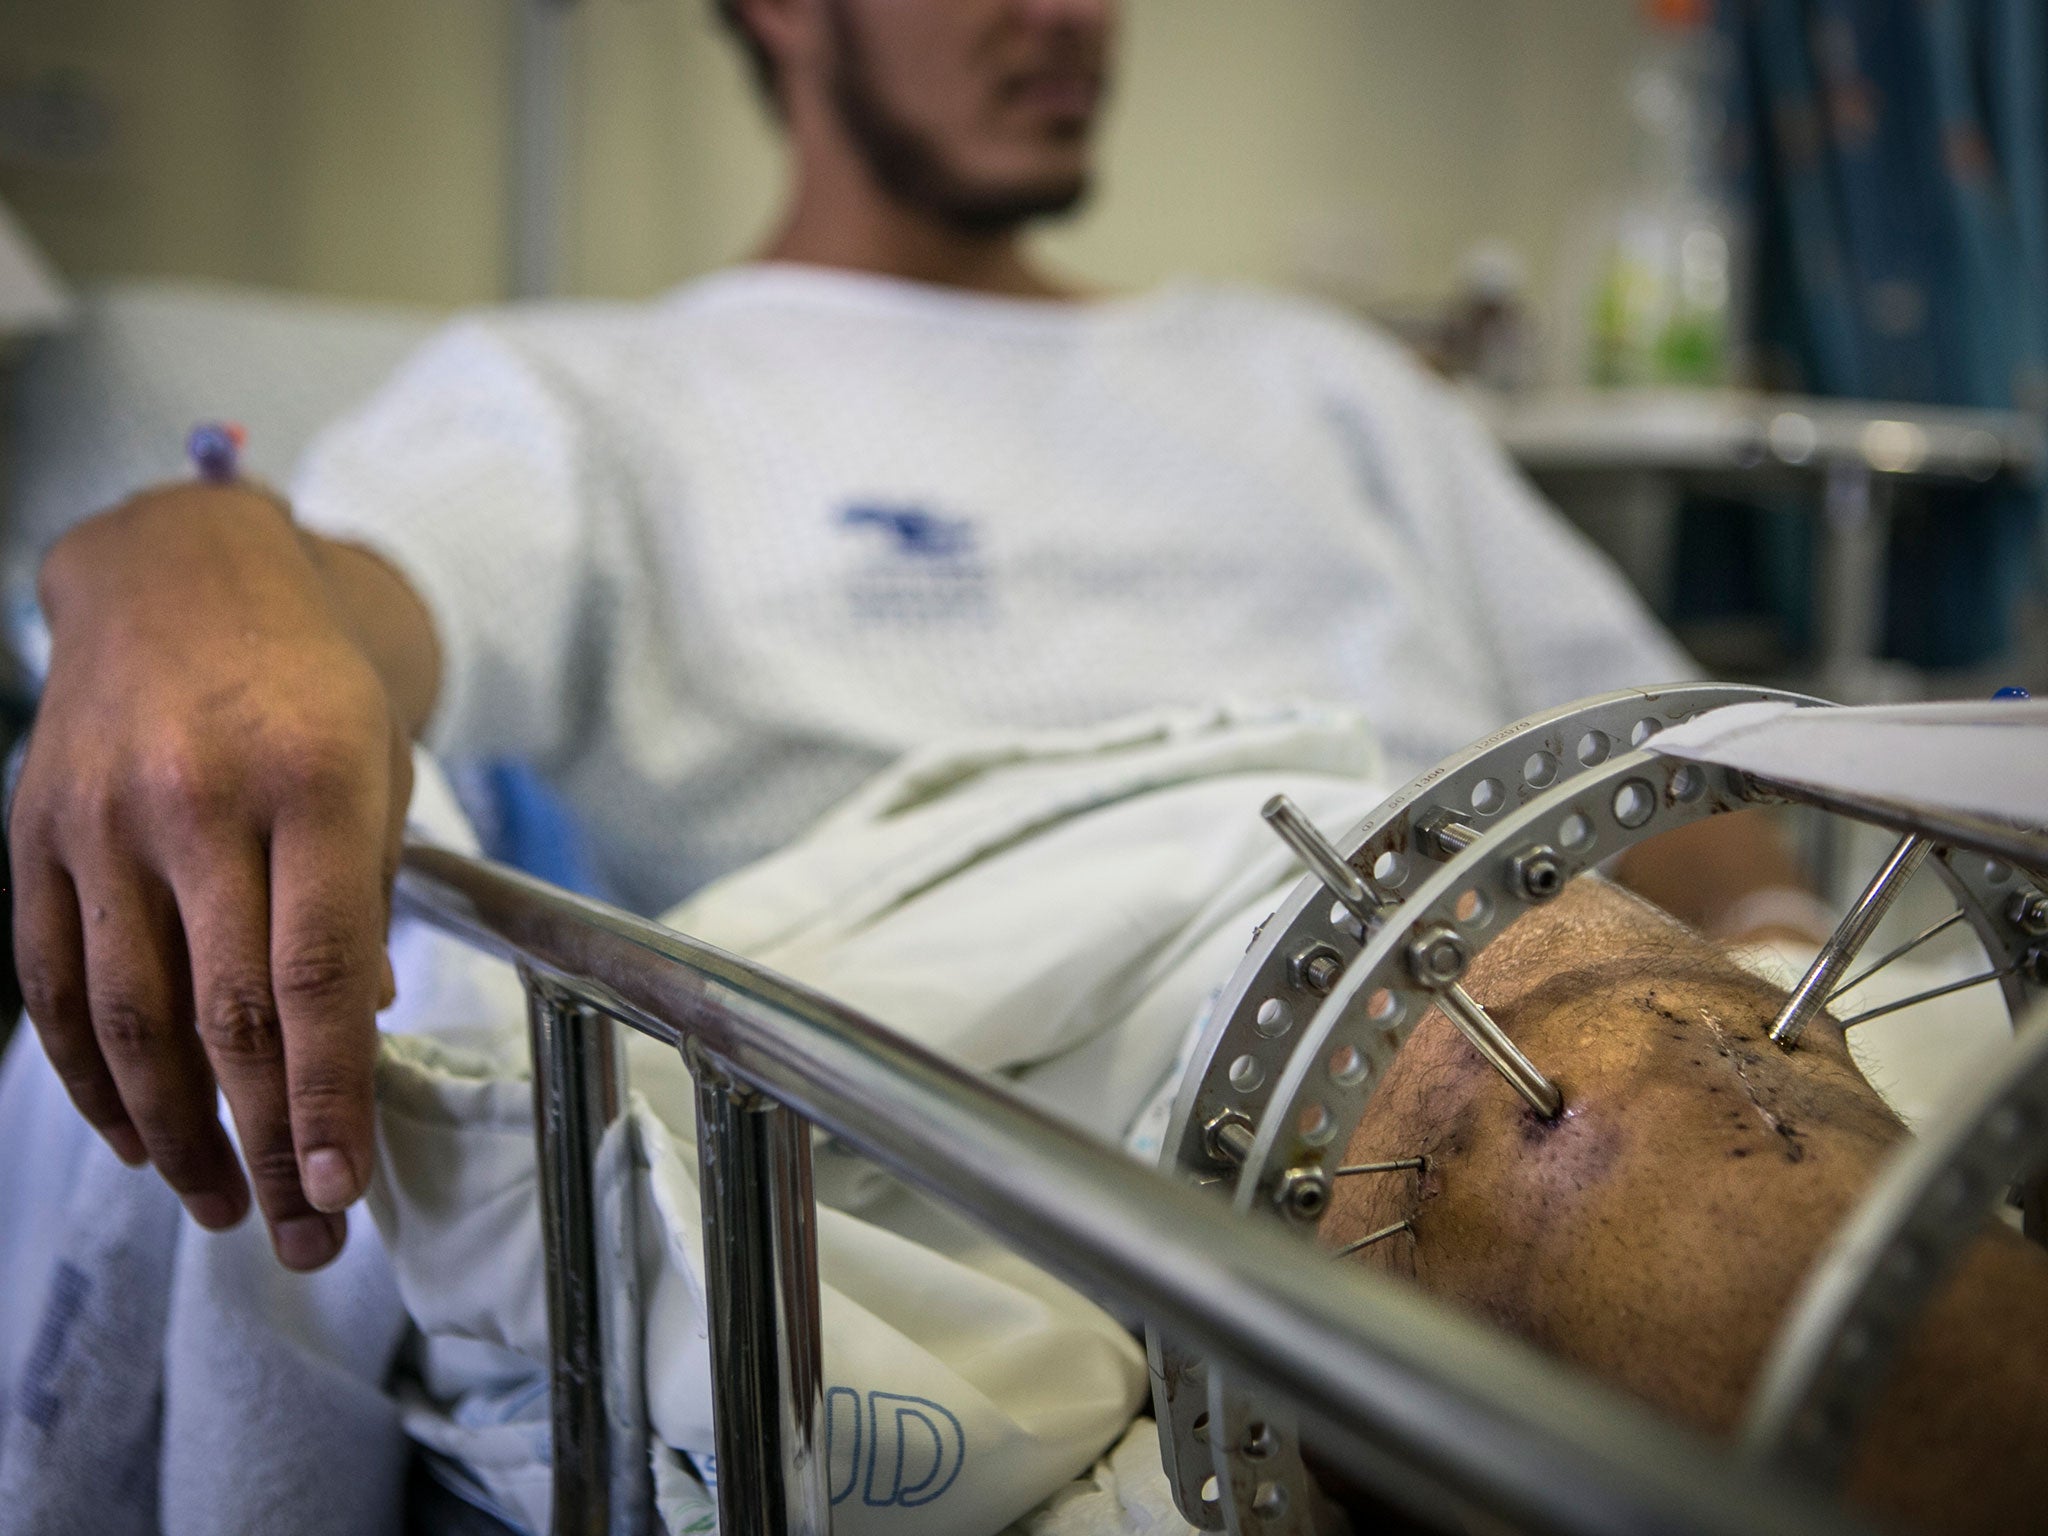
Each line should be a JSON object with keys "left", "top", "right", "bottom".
{"left": 1, "top": 0, "right": 1640, "bottom": 317}
{"left": 0, "top": 0, "right": 508, "bottom": 305}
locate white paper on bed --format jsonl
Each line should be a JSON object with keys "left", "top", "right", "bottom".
{"left": 370, "top": 700, "right": 1391, "bottom": 1536}
{"left": 1647, "top": 697, "right": 2048, "bottom": 826}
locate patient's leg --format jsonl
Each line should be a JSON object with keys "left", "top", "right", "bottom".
{"left": 1328, "top": 879, "right": 2048, "bottom": 1535}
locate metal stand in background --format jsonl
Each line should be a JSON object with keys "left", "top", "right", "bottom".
{"left": 522, "top": 971, "right": 653, "bottom": 1536}
{"left": 1814, "top": 460, "right": 1891, "bottom": 706}
{"left": 1486, "top": 393, "right": 2048, "bottom": 907}
{"left": 509, "top": 0, "right": 577, "bottom": 300}
{"left": 1807, "top": 462, "right": 1892, "bottom": 900}
{"left": 692, "top": 1052, "right": 830, "bottom": 1536}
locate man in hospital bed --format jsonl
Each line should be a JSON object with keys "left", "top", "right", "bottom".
{"left": 0, "top": 0, "right": 1899, "bottom": 1526}
{"left": 9, "top": 0, "right": 1809, "bottom": 1283}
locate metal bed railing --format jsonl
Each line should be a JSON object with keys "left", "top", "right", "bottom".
{"left": 392, "top": 841, "right": 1874, "bottom": 1536}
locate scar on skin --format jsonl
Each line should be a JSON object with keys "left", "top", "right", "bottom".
{"left": 1697, "top": 1006, "right": 1806, "bottom": 1163}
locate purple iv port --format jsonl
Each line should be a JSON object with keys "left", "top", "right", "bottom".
{"left": 187, "top": 422, "right": 244, "bottom": 483}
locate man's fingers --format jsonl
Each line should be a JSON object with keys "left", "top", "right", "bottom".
{"left": 173, "top": 846, "right": 346, "bottom": 1271}
{"left": 269, "top": 812, "right": 387, "bottom": 1216}
{"left": 378, "top": 733, "right": 411, "bottom": 1015}
{"left": 77, "top": 874, "right": 249, "bottom": 1229}
{"left": 12, "top": 853, "right": 145, "bottom": 1165}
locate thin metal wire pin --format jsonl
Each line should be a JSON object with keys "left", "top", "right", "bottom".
{"left": 1333, "top": 1220, "right": 1414, "bottom": 1258}
{"left": 1836, "top": 961, "right": 2022, "bottom": 1030}
{"left": 1824, "top": 909, "right": 1970, "bottom": 1003}
{"left": 1772, "top": 685, "right": 2028, "bottom": 1048}
{"left": 1334, "top": 1158, "right": 1426, "bottom": 1176}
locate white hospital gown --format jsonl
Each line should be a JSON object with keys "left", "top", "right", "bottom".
{"left": 292, "top": 263, "right": 1692, "bottom": 914}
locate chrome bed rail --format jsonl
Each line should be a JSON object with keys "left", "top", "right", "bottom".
{"left": 393, "top": 841, "right": 1871, "bottom": 1536}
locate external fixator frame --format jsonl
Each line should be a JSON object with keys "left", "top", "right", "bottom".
{"left": 1150, "top": 684, "right": 2048, "bottom": 1534}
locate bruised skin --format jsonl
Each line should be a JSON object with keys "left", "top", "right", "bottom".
{"left": 1327, "top": 878, "right": 2048, "bottom": 1534}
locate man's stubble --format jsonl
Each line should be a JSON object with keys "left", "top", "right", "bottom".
{"left": 822, "top": 0, "right": 1093, "bottom": 237}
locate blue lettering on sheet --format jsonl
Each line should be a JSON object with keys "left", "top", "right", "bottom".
{"left": 821, "top": 1387, "right": 966, "bottom": 1508}
{"left": 839, "top": 504, "right": 976, "bottom": 559}
{"left": 18, "top": 1261, "right": 91, "bottom": 1432}
{"left": 825, "top": 1386, "right": 863, "bottom": 1504}
{"left": 864, "top": 1393, "right": 966, "bottom": 1508}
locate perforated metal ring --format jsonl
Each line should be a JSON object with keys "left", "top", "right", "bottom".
{"left": 1150, "top": 684, "right": 1819, "bottom": 1529}
{"left": 1151, "top": 684, "right": 2047, "bottom": 1531}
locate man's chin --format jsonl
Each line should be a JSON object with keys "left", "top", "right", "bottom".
{"left": 926, "top": 172, "right": 1091, "bottom": 237}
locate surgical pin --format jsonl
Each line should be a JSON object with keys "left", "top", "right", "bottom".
{"left": 1824, "top": 909, "right": 1969, "bottom": 1003}
{"left": 1333, "top": 1219, "right": 1413, "bottom": 1258}
{"left": 1262, "top": 795, "right": 1383, "bottom": 929}
{"left": 1435, "top": 980, "right": 1566, "bottom": 1120}
{"left": 1262, "top": 796, "right": 1565, "bottom": 1121}
{"left": 1769, "top": 833, "right": 1933, "bottom": 1049}
{"left": 1333, "top": 1158, "right": 1426, "bottom": 1176}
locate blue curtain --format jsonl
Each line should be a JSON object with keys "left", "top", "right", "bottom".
{"left": 1715, "top": 0, "right": 2047, "bottom": 666}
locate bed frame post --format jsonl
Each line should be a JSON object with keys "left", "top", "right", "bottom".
{"left": 692, "top": 1050, "right": 831, "bottom": 1535}
{"left": 523, "top": 970, "right": 654, "bottom": 1535}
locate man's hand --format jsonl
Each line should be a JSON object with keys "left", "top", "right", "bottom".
{"left": 10, "top": 484, "right": 436, "bottom": 1271}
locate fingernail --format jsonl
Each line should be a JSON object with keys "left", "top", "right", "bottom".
{"left": 188, "top": 1190, "right": 244, "bottom": 1231}
{"left": 302, "top": 1147, "right": 360, "bottom": 1212}
{"left": 105, "top": 1125, "right": 147, "bottom": 1167}
{"left": 378, "top": 953, "right": 397, "bottom": 1011}
{"left": 274, "top": 1213, "right": 341, "bottom": 1271}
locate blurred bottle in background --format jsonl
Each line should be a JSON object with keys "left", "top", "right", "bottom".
{"left": 1582, "top": 0, "right": 1745, "bottom": 388}
{"left": 1442, "top": 239, "right": 1535, "bottom": 392}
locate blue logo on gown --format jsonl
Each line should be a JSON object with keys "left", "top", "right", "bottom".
{"left": 838, "top": 503, "right": 991, "bottom": 624}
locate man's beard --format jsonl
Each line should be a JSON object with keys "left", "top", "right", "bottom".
{"left": 824, "top": 0, "right": 1091, "bottom": 237}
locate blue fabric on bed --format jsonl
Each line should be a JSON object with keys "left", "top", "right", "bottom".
{"left": 0, "top": 1024, "right": 413, "bottom": 1536}
{"left": 450, "top": 759, "right": 609, "bottom": 900}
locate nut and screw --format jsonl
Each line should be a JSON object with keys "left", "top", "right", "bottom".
{"left": 1251, "top": 1482, "right": 1290, "bottom": 1518}
{"left": 1272, "top": 1163, "right": 1332, "bottom": 1222}
{"left": 1509, "top": 844, "right": 1567, "bottom": 902}
{"left": 1416, "top": 809, "right": 1480, "bottom": 861}
{"left": 1407, "top": 925, "right": 1470, "bottom": 987}
{"left": 1290, "top": 942, "right": 1344, "bottom": 996}
{"left": 1205, "top": 1111, "right": 1255, "bottom": 1169}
